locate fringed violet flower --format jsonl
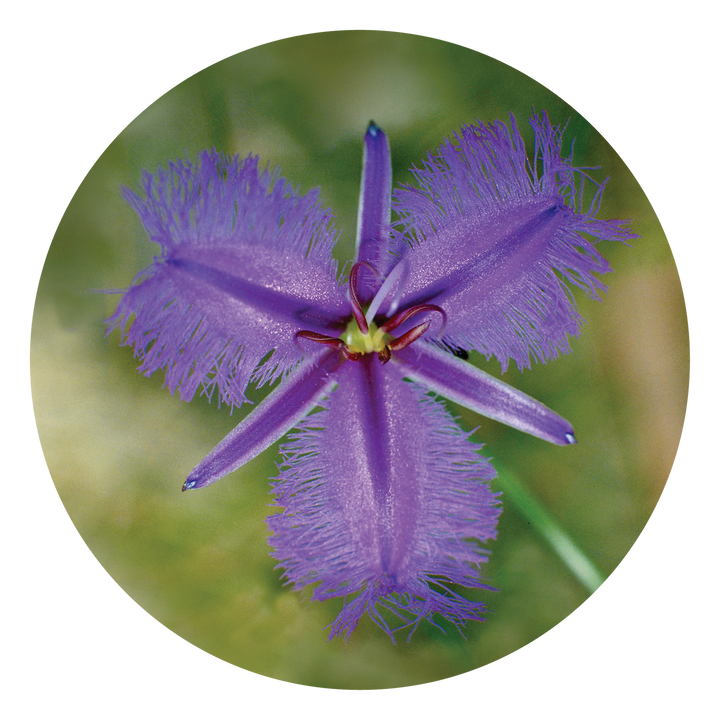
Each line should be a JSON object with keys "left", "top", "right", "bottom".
{"left": 109, "top": 113, "right": 634, "bottom": 641}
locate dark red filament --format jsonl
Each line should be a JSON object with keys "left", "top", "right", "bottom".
{"left": 295, "top": 263, "right": 446, "bottom": 365}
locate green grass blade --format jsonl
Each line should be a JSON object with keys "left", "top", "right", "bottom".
{"left": 494, "top": 461, "right": 606, "bottom": 594}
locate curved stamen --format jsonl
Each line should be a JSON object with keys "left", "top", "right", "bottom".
{"left": 348, "top": 263, "right": 375, "bottom": 334}
{"left": 349, "top": 269, "right": 368, "bottom": 333}
{"left": 380, "top": 303, "right": 447, "bottom": 336}
{"left": 387, "top": 321, "right": 433, "bottom": 353}
{"left": 295, "top": 331, "right": 361, "bottom": 360}
{"left": 304, "top": 265, "right": 448, "bottom": 366}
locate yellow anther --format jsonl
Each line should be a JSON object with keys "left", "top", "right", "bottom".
{"left": 371, "top": 327, "right": 387, "bottom": 349}
{"left": 341, "top": 318, "right": 389, "bottom": 356}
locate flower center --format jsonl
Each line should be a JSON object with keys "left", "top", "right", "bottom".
{"left": 341, "top": 318, "right": 389, "bottom": 356}
{"left": 296, "top": 262, "right": 446, "bottom": 365}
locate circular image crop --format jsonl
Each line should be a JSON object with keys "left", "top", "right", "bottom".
{"left": 31, "top": 31, "right": 689, "bottom": 689}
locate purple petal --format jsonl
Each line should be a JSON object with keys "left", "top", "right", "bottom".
{"left": 268, "top": 355, "right": 501, "bottom": 640}
{"left": 184, "top": 348, "right": 346, "bottom": 491}
{"left": 391, "top": 343, "right": 575, "bottom": 445}
{"left": 107, "top": 151, "right": 350, "bottom": 407}
{"left": 391, "top": 113, "right": 637, "bottom": 370}
{"left": 354, "top": 122, "right": 392, "bottom": 303}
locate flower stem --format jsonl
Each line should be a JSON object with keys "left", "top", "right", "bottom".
{"left": 493, "top": 461, "right": 606, "bottom": 594}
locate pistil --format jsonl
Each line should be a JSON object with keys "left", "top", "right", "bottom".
{"left": 296, "top": 262, "right": 446, "bottom": 364}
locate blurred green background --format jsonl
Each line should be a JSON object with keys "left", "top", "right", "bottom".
{"left": 31, "top": 31, "right": 688, "bottom": 689}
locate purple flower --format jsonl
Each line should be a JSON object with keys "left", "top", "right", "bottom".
{"left": 109, "top": 113, "right": 633, "bottom": 640}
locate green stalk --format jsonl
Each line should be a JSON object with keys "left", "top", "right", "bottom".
{"left": 494, "top": 461, "right": 606, "bottom": 594}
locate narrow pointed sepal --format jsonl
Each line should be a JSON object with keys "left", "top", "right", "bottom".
{"left": 183, "top": 349, "right": 346, "bottom": 491}
{"left": 355, "top": 122, "right": 392, "bottom": 301}
{"left": 391, "top": 343, "right": 576, "bottom": 446}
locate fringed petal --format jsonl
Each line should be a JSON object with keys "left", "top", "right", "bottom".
{"left": 267, "top": 356, "right": 501, "bottom": 641}
{"left": 392, "top": 343, "right": 575, "bottom": 445}
{"left": 391, "top": 112, "right": 637, "bottom": 370}
{"left": 107, "top": 151, "right": 350, "bottom": 407}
